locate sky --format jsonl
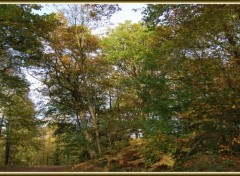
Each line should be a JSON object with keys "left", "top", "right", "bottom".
{"left": 38, "top": 3, "right": 145, "bottom": 24}
{"left": 26, "top": 3, "right": 146, "bottom": 117}
{"left": 36, "top": 4, "right": 146, "bottom": 34}
{"left": 108, "top": 4, "right": 146, "bottom": 24}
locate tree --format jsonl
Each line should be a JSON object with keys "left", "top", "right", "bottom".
{"left": 0, "top": 4, "right": 58, "bottom": 65}
{"left": 142, "top": 4, "right": 240, "bottom": 155}
{"left": 0, "top": 4, "right": 58, "bottom": 105}
{"left": 100, "top": 21, "right": 154, "bottom": 145}
{"left": 0, "top": 79, "right": 40, "bottom": 166}
{"left": 38, "top": 4, "right": 120, "bottom": 159}
{"left": 0, "top": 4, "right": 58, "bottom": 134}
{"left": 0, "top": 4, "right": 58, "bottom": 166}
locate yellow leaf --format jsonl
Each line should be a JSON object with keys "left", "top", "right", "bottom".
{"left": 150, "top": 154, "right": 175, "bottom": 171}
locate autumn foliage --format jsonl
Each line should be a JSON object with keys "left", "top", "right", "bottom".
{"left": 1, "top": 4, "right": 240, "bottom": 172}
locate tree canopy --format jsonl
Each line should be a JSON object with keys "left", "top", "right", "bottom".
{"left": 0, "top": 4, "right": 240, "bottom": 172}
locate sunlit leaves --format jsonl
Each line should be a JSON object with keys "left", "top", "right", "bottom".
{"left": 142, "top": 4, "right": 240, "bottom": 155}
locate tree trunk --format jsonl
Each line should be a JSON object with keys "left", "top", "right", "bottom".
{"left": 0, "top": 114, "right": 4, "bottom": 137}
{"left": 88, "top": 103, "right": 102, "bottom": 156}
{"left": 5, "top": 124, "right": 11, "bottom": 166}
{"left": 82, "top": 58, "right": 102, "bottom": 156}
{"left": 74, "top": 23, "right": 102, "bottom": 157}
{"left": 76, "top": 113, "right": 82, "bottom": 130}
{"left": 79, "top": 111, "right": 92, "bottom": 142}
{"left": 108, "top": 134, "right": 112, "bottom": 151}
{"left": 79, "top": 111, "right": 97, "bottom": 159}
{"left": 83, "top": 79, "right": 102, "bottom": 156}
{"left": 5, "top": 140, "right": 10, "bottom": 165}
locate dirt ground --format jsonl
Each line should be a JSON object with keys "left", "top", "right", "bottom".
{"left": 0, "top": 165, "right": 72, "bottom": 172}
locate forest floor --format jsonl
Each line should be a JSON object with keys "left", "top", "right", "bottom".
{"left": 173, "top": 153, "right": 240, "bottom": 172}
{"left": 0, "top": 165, "right": 72, "bottom": 172}
{"left": 69, "top": 153, "right": 240, "bottom": 172}
{"left": 1, "top": 153, "right": 240, "bottom": 172}
{"left": 0, "top": 154, "right": 240, "bottom": 172}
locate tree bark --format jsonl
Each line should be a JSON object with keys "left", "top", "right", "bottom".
{"left": 0, "top": 114, "right": 4, "bottom": 137}
{"left": 79, "top": 111, "right": 98, "bottom": 159}
{"left": 5, "top": 139, "right": 10, "bottom": 165}
{"left": 88, "top": 102, "right": 102, "bottom": 155}
{"left": 5, "top": 123, "right": 11, "bottom": 166}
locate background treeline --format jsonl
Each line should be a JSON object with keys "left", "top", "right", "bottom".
{"left": 0, "top": 4, "right": 240, "bottom": 171}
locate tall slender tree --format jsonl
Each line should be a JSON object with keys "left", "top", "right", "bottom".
{"left": 39, "top": 4, "right": 120, "bottom": 158}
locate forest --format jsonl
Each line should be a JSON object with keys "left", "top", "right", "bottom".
{"left": 0, "top": 4, "right": 240, "bottom": 172}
